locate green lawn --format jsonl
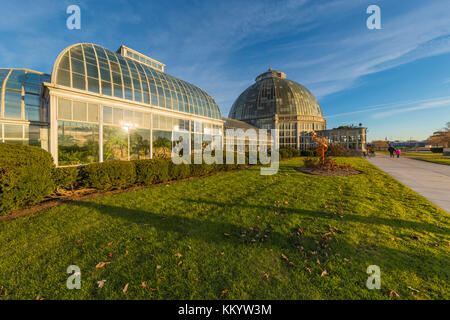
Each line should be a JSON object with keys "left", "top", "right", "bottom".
{"left": 0, "top": 157, "right": 448, "bottom": 300}
{"left": 411, "top": 157, "right": 450, "bottom": 166}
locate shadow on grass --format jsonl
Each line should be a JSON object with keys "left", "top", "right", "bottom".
{"left": 177, "top": 198, "right": 449, "bottom": 236}
{"left": 71, "top": 200, "right": 450, "bottom": 280}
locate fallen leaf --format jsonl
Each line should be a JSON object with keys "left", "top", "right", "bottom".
{"left": 108, "top": 252, "right": 113, "bottom": 258}
{"left": 95, "top": 262, "right": 111, "bottom": 269}
{"left": 220, "top": 251, "right": 225, "bottom": 255}
{"left": 178, "top": 261, "right": 183, "bottom": 266}
{"left": 305, "top": 267, "right": 312, "bottom": 274}
{"left": 407, "top": 286, "right": 420, "bottom": 293}
{"left": 123, "top": 283, "right": 129, "bottom": 293}
{"left": 224, "top": 233, "right": 230, "bottom": 237}
{"left": 125, "top": 250, "right": 129, "bottom": 255}
{"left": 76, "top": 239, "right": 83, "bottom": 243}
{"left": 97, "top": 280, "right": 107, "bottom": 288}
{"left": 320, "top": 270, "right": 328, "bottom": 277}
{"left": 174, "top": 253, "right": 182, "bottom": 258}
{"left": 263, "top": 272, "right": 270, "bottom": 279}
{"left": 281, "top": 253, "right": 289, "bottom": 261}
{"left": 107, "top": 242, "right": 112, "bottom": 246}
{"left": 221, "top": 289, "right": 228, "bottom": 296}
{"left": 141, "top": 282, "right": 146, "bottom": 288}
{"left": 389, "top": 289, "right": 400, "bottom": 298}
{"left": 156, "top": 265, "right": 161, "bottom": 269}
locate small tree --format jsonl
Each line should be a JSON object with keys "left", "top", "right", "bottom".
{"left": 427, "top": 122, "right": 450, "bottom": 148}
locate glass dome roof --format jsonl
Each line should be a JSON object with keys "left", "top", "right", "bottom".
{"left": 228, "top": 69, "right": 323, "bottom": 121}
{"left": 52, "top": 43, "right": 221, "bottom": 120}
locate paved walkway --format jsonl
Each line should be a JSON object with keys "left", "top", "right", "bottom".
{"left": 366, "top": 154, "right": 450, "bottom": 213}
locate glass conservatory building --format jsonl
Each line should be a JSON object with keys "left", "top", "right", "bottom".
{"left": 0, "top": 43, "right": 224, "bottom": 166}
{"left": 229, "top": 69, "right": 326, "bottom": 150}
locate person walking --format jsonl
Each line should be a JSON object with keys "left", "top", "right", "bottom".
{"left": 388, "top": 145, "right": 395, "bottom": 158}
{"left": 395, "top": 148, "right": 401, "bottom": 158}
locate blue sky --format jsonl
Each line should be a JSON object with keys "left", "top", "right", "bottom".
{"left": 1, "top": 0, "right": 449, "bottom": 141}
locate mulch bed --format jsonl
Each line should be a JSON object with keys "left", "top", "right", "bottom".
{"left": 294, "top": 166, "right": 362, "bottom": 177}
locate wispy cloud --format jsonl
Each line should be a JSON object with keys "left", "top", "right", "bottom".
{"left": 372, "top": 98, "right": 450, "bottom": 119}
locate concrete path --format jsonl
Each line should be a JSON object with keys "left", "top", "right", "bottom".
{"left": 366, "top": 154, "right": 450, "bottom": 213}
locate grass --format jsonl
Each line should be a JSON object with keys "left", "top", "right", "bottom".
{"left": 0, "top": 157, "right": 448, "bottom": 300}
{"left": 410, "top": 157, "right": 450, "bottom": 166}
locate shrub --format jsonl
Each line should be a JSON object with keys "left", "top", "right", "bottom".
{"left": 326, "top": 144, "right": 352, "bottom": 157}
{"left": 134, "top": 159, "right": 169, "bottom": 185}
{"left": 300, "top": 149, "right": 317, "bottom": 157}
{"left": 430, "top": 147, "right": 443, "bottom": 153}
{"left": 81, "top": 161, "right": 136, "bottom": 190}
{"left": 168, "top": 162, "right": 191, "bottom": 180}
{"left": 0, "top": 143, "right": 55, "bottom": 215}
{"left": 53, "top": 166, "right": 79, "bottom": 190}
{"left": 279, "top": 146, "right": 299, "bottom": 159}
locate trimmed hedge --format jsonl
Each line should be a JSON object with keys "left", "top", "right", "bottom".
{"left": 0, "top": 143, "right": 55, "bottom": 215}
{"left": 54, "top": 166, "right": 79, "bottom": 190}
{"left": 134, "top": 158, "right": 170, "bottom": 185}
{"left": 168, "top": 162, "right": 191, "bottom": 180}
{"left": 81, "top": 161, "right": 136, "bottom": 190}
{"left": 279, "top": 146, "right": 299, "bottom": 159}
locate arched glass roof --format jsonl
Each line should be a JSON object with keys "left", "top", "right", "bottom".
{"left": 229, "top": 69, "right": 323, "bottom": 121}
{"left": 0, "top": 68, "right": 50, "bottom": 121}
{"left": 52, "top": 43, "right": 221, "bottom": 120}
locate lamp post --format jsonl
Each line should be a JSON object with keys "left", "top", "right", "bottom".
{"left": 121, "top": 122, "right": 138, "bottom": 161}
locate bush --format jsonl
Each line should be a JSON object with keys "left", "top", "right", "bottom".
{"left": 279, "top": 146, "right": 299, "bottom": 159}
{"left": 430, "top": 147, "right": 443, "bottom": 153}
{"left": 0, "top": 143, "right": 55, "bottom": 215}
{"left": 326, "top": 144, "right": 352, "bottom": 157}
{"left": 134, "top": 159, "right": 169, "bottom": 185}
{"left": 168, "top": 162, "right": 191, "bottom": 180}
{"left": 81, "top": 161, "right": 136, "bottom": 190}
{"left": 53, "top": 166, "right": 79, "bottom": 190}
{"left": 300, "top": 149, "right": 317, "bottom": 157}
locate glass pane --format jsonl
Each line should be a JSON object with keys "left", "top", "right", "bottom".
{"left": 86, "top": 63, "right": 98, "bottom": 78}
{"left": 58, "top": 121, "right": 99, "bottom": 165}
{"left": 71, "top": 58, "right": 85, "bottom": 75}
{"left": 88, "top": 104, "right": 99, "bottom": 122}
{"left": 103, "top": 125, "right": 128, "bottom": 161}
{"left": 101, "top": 81, "right": 112, "bottom": 96}
{"left": 4, "top": 102, "right": 22, "bottom": 119}
{"left": 57, "top": 69, "right": 71, "bottom": 87}
{"left": 25, "top": 104, "right": 40, "bottom": 121}
{"left": 5, "top": 90, "right": 22, "bottom": 103}
{"left": 87, "top": 77, "right": 99, "bottom": 93}
{"left": 113, "top": 108, "right": 123, "bottom": 125}
{"left": 72, "top": 101, "right": 87, "bottom": 122}
{"left": 29, "top": 125, "right": 49, "bottom": 151}
{"left": 152, "top": 130, "right": 172, "bottom": 158}
{"left": 130, "top": 128, "right": 150, "bottom": 160}
{"left": 58, "top": 98, "right": 72, "bottom": 120}
{"left": 103, "top": 106, "right": 113, "bottom": 124}
{"left": 113, "top": 84, "right": 123, "bottom": 98}
{"left": 72, "top": 73, "right": 86, "bottom": 90}
{"left": 4, "top": 124, "right": 23, "bottom": 138}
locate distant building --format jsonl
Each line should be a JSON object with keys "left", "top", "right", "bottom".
{"left": 228, "top": 69, "right": 326, "bottom": 150}
{"left": 319, "top": 126, "right": 367, "bottom": 152}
